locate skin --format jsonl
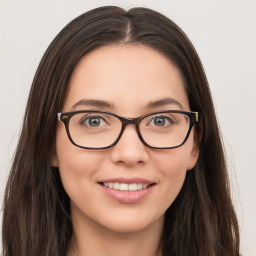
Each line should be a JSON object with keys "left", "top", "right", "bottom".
{"left": 52, "top": 44, "right": 199, "bottom": 256}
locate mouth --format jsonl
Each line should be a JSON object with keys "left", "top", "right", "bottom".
{"left": 98, "top": 178, "right": 156, "bottom": 203}
{"left": 98, "top": 182, "right": 155, "bottom": 191}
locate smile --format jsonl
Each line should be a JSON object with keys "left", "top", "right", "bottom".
{"left": 98, "top": 178, "right": 156, "bottom": 203}
{"left": 102, "top": 182, "right": 149, "bottom": 191}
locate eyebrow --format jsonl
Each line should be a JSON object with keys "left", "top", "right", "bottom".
{"left": 72, "top": 99, "right": 113, "bottom": 109}
{"left": 71, "top": 97, "right": 183, "bottom": 110}
{"left": 147, "top": 97, "right": 183, "bottom": 109}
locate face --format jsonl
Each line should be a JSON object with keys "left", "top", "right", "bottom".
{"left": 52, "top": 44, "right": 199, "bottom": 235}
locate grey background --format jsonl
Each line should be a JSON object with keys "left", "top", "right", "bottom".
{"left": 0, "top": 0, "right": 255, "bottom": 255}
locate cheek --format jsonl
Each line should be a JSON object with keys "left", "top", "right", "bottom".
{"left": 150, "top": 145, "right": 193, "bottom": 206}
{"left": 159, "top": 151, "right": 188, "bottom": 189}
{"left": 54, "top": 125, "right": 104, "bottom": 196}
{"left": 152, "top": 146, "right": 191, "bottom": 177}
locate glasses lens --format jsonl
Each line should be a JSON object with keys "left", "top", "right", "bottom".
{"left": 139, "top": 112, "right": 190, "bottom": 148}
{"left": 68, "top": 112, "right": 122, "bottom": 148}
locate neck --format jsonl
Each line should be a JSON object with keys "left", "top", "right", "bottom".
{"left": 67, "top": 212, "right": 164, "bottom": 256}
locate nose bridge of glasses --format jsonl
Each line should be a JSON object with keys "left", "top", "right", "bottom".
{"left": 119, "top": 116, "right": 142, "bottom": 132}
{"left": 118, "top": 116, "right": 142, "bottom": 139}
{"left": 115, "top": 116, "right": 145, "bottom": 149}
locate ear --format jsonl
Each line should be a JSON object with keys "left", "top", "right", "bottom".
{"left": 51, "top": 146, "right": 59, "bottom": 167}
{"left": 187, "top": 135, "right": 200, "bottom": 171}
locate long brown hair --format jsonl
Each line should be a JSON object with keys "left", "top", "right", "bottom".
{"left": 2, "top": 6, "right": 240, "bottom": 256}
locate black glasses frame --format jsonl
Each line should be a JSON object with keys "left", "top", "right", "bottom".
{"left": 57, "top": 110, "right": 199, "bottom": 150}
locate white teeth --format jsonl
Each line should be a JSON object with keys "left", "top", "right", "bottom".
{"left": 113, "top": 182, "right": 120, "bottom": 190}
{"left": 142, "top": 184, "right": 147, "bottom": 189}
{"left": 119, "top": 183, "right": 129, "bottom": 191}
{"left": 137, "top": 183, "right": 143, "bottom": 190}
{"left": 129, "top": 183, "right": 137, "bottom": 191}
{"left": 102, "top": 182, "right": 149, "bottom": 191}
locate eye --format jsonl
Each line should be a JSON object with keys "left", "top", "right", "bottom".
{"left": 148, "top": 115, "right": 175, "bottom": 127}
{"left": 81, "top": 115, "right": 107, "bottom": 127}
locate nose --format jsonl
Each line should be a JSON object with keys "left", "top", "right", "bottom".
{"left": 110, "top": 125, "right": 149, "bottom": 166}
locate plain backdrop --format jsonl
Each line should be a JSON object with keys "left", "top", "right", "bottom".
{"left": 0, "top": 0, "right": 255, "bottom": 255}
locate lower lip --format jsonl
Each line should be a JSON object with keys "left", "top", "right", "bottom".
{"left": 99, "top": 184, "right": 154, "bottom": 203}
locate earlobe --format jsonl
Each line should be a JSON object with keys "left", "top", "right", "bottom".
{"left": 187, "top": 140, "right": 200, "bottom": 171}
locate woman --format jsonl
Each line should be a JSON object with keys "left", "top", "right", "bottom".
{"left": 2, "top": 6, "right": 240, "bottom": 256}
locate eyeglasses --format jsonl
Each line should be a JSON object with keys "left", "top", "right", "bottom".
{"left": 57, "top": 110, "right": 199, "bottom": 150}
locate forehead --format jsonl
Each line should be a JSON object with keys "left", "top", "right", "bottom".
{"left": 63, "top": 44, "right": 189, "bottom": 113}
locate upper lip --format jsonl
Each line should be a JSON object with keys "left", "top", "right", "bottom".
{"left": 98, "top": 177, "right": 155, "bottom": 185}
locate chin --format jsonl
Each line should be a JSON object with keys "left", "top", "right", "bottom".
{"left": 96, "top": 211, "right": 164, "bottom": 235}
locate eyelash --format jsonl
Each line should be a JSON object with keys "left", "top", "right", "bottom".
{"left": 80, "top": 115, "right": 108, "bottom": 127}
{"left": 147, "top": 115, "right": 176, "bottom": 127}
